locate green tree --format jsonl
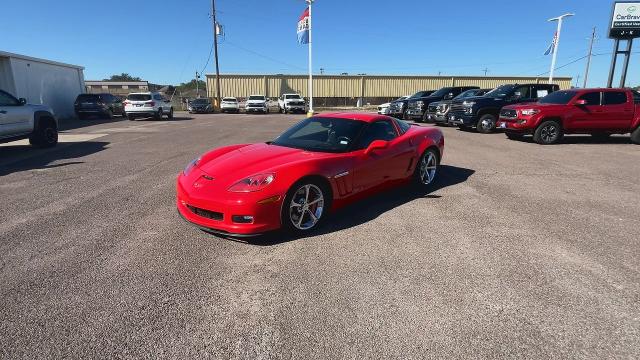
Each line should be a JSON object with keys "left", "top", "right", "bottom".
{"left": 103, "top": 73, "right": 142, "bottom": 81}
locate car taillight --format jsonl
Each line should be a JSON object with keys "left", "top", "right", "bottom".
{"left": 123, "top": 101, "right": 129, "bottom": 106}
{"left": 145, "top": 101, "right": 155, "bottom": 107}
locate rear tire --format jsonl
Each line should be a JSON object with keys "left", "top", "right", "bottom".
{"left": 281, "top": 180, "right": 331, "bottom": 235}
{"left": 533, "top": 120, "right": 563, "bottom": 145}
{"left": 105, "top": 109, "right": 114, "bottom": 119}
{"left": 154, "top": 109, "right": 162, "bottom": 120}
{"left": 168, "top": 107, "right": 174, "bottom": 119}
{"left": 29, "top": 119, "right": 58, "bottom": 148}
{"left": 631, "top": 126, "right": 640, "bottom": 145}
{"left": 413, "top": 148, "right": 439, "bottom": 188}
{"left": 476, "top": 114, "right": 497, "bottom": 134}
{"left": 128, "top": 114, "right": 136, "bottom": 121}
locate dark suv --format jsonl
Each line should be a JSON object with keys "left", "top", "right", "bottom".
{"left": 406, "top": 86, "right": 480, "bottom": 122}
{"left": 388, "top": 90, "right": 435, "bottom": 119}
{"left": 74, "top": 93, "right": 125, "bottom": 119}
{"left": 426, "top": 88, "right": 492, "bottom": 125}
{"left": 448, "top": 83, "right": 559, "bottom": 133}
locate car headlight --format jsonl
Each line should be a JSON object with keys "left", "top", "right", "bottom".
{"left": 462, "top": 101, "right": 476, "bottom": 107}
{"left": 416, "top": 101, "right": 424, "bottom": 107}
{"left": 183, "top": 157, "right": 201, "bottom": 176}
{"left": 520, "top": 109, "right": 540, "bottom": 116}
{"left": 228, "top": 173, "right": 275, "bottom": 193}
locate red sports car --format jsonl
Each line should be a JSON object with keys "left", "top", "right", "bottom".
{"left": 176, "top": 113, "right": 444, "bottom": 237}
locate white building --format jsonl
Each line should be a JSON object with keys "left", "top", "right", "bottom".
{"left": 0, "top": 51, "right": 85, "bottom": 119}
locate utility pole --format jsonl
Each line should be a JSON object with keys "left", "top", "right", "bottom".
{"left": 211, "top": 0, "right": 221, "bottom": 109}
{"left": 583, "top": 27, "right": 596, "bottom": 88}
{"left": 482, "top": 68, "right": 489, "bottom": 76}
{"left": 195, "top": 71, "right": 200, "bottom": 98}
{"left": 320, "top": 67, "right": 324, "bottom": 75}
{"left": 548, "top": 13, "right": 574, "bottom": 83}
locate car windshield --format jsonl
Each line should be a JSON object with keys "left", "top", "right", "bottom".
{"left": 191, "top": 99, "right": 209, "bottom": 104}
{"left": 76, "top": 94, "right": 100, "bottom": 102}
{"left": 285, "top": 95, "right": 301, "bottom": 99}
{"left": 430, "top": 88, "right": 453, "bottom": 98}
{"left": 538, "top": 90, "right": 577, "bottom": 105}
{"left": 484, "top": 85, "right": 516, "bottom": 98}
{"left": 272, "top": 117, "right": 367, "bottom": 153}
{"left": 454, "top": 89, "right": 480, "bottom": 100}
{"left": 222, "top": 98, "right": 237, "bottom": 102}
{"left": 410, "top": 91, "right": 432, "bottom": 98}
{"left": 127, "top": 94, "right": 151, "bottom": 101}
{"left": 249, "top": 96, "right": 265, "bottom": 101}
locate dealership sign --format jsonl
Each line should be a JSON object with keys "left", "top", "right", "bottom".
{"left": 610, "top": 1, "right": 640, "bottom": 38}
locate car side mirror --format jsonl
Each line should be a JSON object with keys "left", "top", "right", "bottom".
{"left": 574, "top": 99, "right": 587, "bottom": 106}
{"left": 19, "top": 98, "right": 26, "bottom": 105}
{"left": 445, "top": 93, "right": 454, "bottom": 100}
{"left": 364, "top": 140, "right": 388, "bottom": 155}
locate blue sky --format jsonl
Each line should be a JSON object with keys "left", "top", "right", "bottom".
{"left": 1, "top": 0, "right": 637, "bottom": 87}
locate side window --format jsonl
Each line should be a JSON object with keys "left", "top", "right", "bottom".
{"left": 154, "top": 94, "right": 162, "bottom": 100}
{"left": 514, "top": 86, "right": 531, "bottom": 99}
{"left": 393, "top": 118, "right": 411, "bottom": 135}
{"left": 356, "top": 120, "right": 398, "bottom": 149}
{"left": 578, "top": 92, "right": 601, "bottom": 105}
{"left": 602, "top": 91, "right": 628, "bottom": 105}
{"left": 0, "top": 91, "right": 20, "bottom": 106}
{"left": 633, "top": 90, "right": 640, "bottom": 104}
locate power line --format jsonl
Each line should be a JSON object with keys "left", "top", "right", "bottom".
{"left": 222, "top": 40, "right": 306, "bottom": 71}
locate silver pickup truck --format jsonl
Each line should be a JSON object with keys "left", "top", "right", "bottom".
{"left": 0, "top": 89, "right": 58, "bottom": 148}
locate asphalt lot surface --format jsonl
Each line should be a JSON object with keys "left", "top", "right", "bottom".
{"left": 1, "top": 112, "right": 639, "bottom": 358}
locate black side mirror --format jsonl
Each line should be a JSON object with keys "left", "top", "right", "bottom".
{"left": 19, "top": 98, "right": 26, "bottom": 105}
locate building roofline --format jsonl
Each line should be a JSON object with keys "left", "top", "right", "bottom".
{"left": 203, "top": 73, "right": 573, "bottom": 80}
{"left": 0, "top": 50, "right": 84, "bottom": 70}
{"left": 85, "top": 81, "right": 149, "bottom": 85}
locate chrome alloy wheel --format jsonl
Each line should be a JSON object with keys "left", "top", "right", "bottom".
{"left": 480, "top": 118, "right": 495, "bottom": 131}
{"left": 289, "top": 184, "right": 324, "bottom": 230}
{"left": 540, "top": 123, "right": 559, "bottom": 143}
{"left": 419, "top": 151, "right": 438, "bottom": 185}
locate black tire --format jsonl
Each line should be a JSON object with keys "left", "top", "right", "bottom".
{"left": 154, "top": 109, "right": 162, "bottom": 120}
{"left": 29, "top": 118, "right": 58, "bottom": 148}
{"left": 506, "top": 132, "right": 524, "bottom": 141}
{"left": 128, "top": 114, "right": 136, "bottom": 121}
{"left": 413, "top": 148, "right": 439, "bottom": 188}
{"left": 104, "top": 109, "right": 114, "bottom": 120}
{"left": 168, "top": 108, "right": 174, "bottom": 119}
{"left": 631, "top": 126, "right": 640, "bottom": 145}
{"left": 533, "top": 120, "right": 563, "bottom": 145}
{"left": 422, "top": 111, "right": 430, "bottom": 123}
{"left": 476, "top": 114, "right": 497, "bottom": 134}
{"left": 281, "top": 179, "right": 331, "bottom": 234}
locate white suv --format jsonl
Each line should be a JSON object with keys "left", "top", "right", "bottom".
{"left": 220, "top": 97, "right": 240, "bottom": 113}
{"left": 124, "top": 92, "right": 174, "bottom": 120}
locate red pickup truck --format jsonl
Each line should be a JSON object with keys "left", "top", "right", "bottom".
{"left": 497, "top": 88, "right": 640, "bottom": 145}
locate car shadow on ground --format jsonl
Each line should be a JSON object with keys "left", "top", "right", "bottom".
{"left": 130, "top": 115, "right": 194, "bottom": 122}
{"left": 59, "top": 116, "right": 127, "bottom": 131}
{"left": 233, "top": 165, "right": 475, "bottom": 246}
{"left": 0, "top": 141, "right": 109, "bottom": 177}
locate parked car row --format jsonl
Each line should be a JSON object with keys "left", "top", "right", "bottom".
{"left": 382, "top": 84, "right": 640, "bottom": 145}
{"left": 74, "top": 92, "right": 174, "bottom": 121}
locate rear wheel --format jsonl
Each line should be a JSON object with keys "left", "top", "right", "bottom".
{"left": 476, "top": 114, "right": 497, "bottom": 134}
{"left": 282, "top": 180, "right": 330, "bottom": 234}
{"left": 533, "top": 120, "right": 563, "bottom": 145}
{"left": 105, "top": 109, "right": 114, "bottom": 119}
{"left": 631, "top": 126, "right": 640, "bottom": 145}
{"left": 168, "top": 107, "right": 174, "bottom": 119}
{"left": 128, "top": 114, "right": 136, "bottom": 121}
{"left": 29, "top": 119, "right": 58, "bottom": 148}
{"left": 414, "top": 148, "right": 439, "bottom": 188}
{"left": 154, "top": 109, "right": 162, "bottom": 120}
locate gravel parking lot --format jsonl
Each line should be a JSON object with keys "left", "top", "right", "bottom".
{"left": 1, "top": 112, "right": 639, "bottom": 358}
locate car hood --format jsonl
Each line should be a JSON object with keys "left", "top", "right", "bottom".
{"left": 379, "top": 102, "right": 391, "bottom": 107}
{"left": 197, "top": 143, "right": 323, "bottom": 185}
{"left": 503, "top": 102, "right": 559, "bottom": 110}
{"left": 451, "top": 95, "right": 498, "bottom": 105}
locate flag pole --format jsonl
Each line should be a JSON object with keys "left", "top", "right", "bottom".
{"left": 307, "top": 0, "right": 314, "bottom": 116}
{"left": 548, "top": 13, "right": 574, "bottom": 83}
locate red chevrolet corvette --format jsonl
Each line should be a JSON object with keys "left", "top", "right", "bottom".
{"left": 176, "top": 113, "right": 444, "bottom": 236}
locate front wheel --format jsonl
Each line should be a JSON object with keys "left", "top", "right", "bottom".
{"left": 476, "top": 114, "right": 497, "bottom": 134}
{"left": 282, "top": 181, "right": 330, "bottom": 234}
{"left": 631, "top": 126, "right": 640, "bottom": 145}
{"left": 533, "top": 120, "right": 563, "bottom": 145}
{"left": 29, "top": 119, "right": 58, "bottom": 148}
{"left": 168, "top": 107, "right": 174, "bottom": 119}
{"left": 414, "top": 148, "right": 439, "bottom": 188}
{"left": 154, "top": 109, "right": 162, "bottom": 120}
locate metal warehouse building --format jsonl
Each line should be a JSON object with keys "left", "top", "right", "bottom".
{"left": 0, "top": 51, "right": 85, "bottom": 119}
{"left": 206, "top": 74, "right": 573, "bottom": 106}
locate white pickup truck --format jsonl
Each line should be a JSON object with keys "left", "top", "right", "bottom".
{"left": 278, "top": 94, "right": 306, "bottom": 114}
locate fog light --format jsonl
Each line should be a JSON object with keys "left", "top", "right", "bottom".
{"left": 232, "top": 215, "right": 254, "bottom": 224}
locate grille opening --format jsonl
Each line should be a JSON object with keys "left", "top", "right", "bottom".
{"left": 186, "top": 205, "right": 223, "bottom": 221}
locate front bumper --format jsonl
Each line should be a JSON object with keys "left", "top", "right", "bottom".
{"left": 405, "top": 109, "right": 425, "bottom": 119}
{"left": 245, "top": 107, "right": 267, "bottom": 113}
{"left": 426, "top": 112, "right": 448, "bottom": 123}
{"left": 176, "top": 177, "right": 283, "bottom": 236}
{"left": 447, "top": 112, "right": 477, "bottom": 126}
{"left": 496, "top": 118, "right": 535, "bottom": 134}
{"left": 285, "top": 105, "right": 306, "bottom": 112}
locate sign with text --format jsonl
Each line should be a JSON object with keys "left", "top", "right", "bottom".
{"left": 610, "top": 1, "right": 640, "bottom": 38}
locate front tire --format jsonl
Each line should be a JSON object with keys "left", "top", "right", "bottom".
{"left": 414, "top": 148, "right": 439, "bottom": 188}
{"left": 29, "top": 119, "right": 58, "bottom": 148}
{"left": 631, "top": 126, "right": 640, "bottom": 145}
{"left": 154, "top": 109, "right": 162, "bottom": 120}
{"left": 282, "top": 180, "right": 330, "bottom": 234}
{"left": 533, "top": 120, "right": 563, "bottom": 145}
{"left": 168, "top": 107, "right": 174, "bottom": 119}
{"left": 476, "top": 114, "right": 497, "bottom": 134}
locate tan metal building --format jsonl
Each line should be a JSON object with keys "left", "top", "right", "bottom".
{"left": 206, "top": 74, "right": 573, "bottom": 104}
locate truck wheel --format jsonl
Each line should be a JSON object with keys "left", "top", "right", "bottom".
{"left": 154, "top": 109, "right": 162, "bottom": 120}
{"left": 631, "top": 126, "right": 640, "bottom": 145}
{"left": 422, "top": 111, "right": 430, "bottom": 123}
{"left": 476, "top": 114, "right": 497, "bottom": 133}
{"left": 533, "top": 120, "right": 563, "bottom": 145}
{"left": 105, "top": 109, "right": 114, "bottom": 119}
{"left": 168, "top": 107, "right": 174, "bottom": 119}
{"left": 29, "top": 118, "right": 58, "bottom": 148}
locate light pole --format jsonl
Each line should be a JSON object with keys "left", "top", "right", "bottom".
{"left": 548, "top": 13, "right": 574, "bottom": 83}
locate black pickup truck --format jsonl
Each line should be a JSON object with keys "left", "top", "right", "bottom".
{"left": 405, "top": 86, "right": 479, "bottom": 122}
{"left": 426, "top": 88, "right": 492, "bottom": 125}
{"left": 388, "top": 90, "right": 435, "bottom": 119}
{"left": 447, "top": 83, "right": 559, "bottom": 133}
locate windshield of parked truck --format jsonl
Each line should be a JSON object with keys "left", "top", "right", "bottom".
{"left": 410, "top": 91, "right": 432, "bottom": 98}
{"left": 222, "top": 97, "right": 237, "bottom": 102}
{"left": 484, "top": 85, "right": 516, "bottom": 98}
{"left": 285, "top": 94, "right": 302, "bottom": 99}
{"left": 537, "top": 90, "right": 577, "bottom": 105}
{"left": 191, "top": 98, "right": 210, "bottom": 105}
{"left": 454, "top": 89, "right": 480, "bottom": 100}
{"left": 127, "top": 94, "right": 152, "bottom": 101}
{"left": 430, "top": 88, "right": 453, "bottom": 98}
{"left": 249, "top": 96, "right": 265, "bottom": 101}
